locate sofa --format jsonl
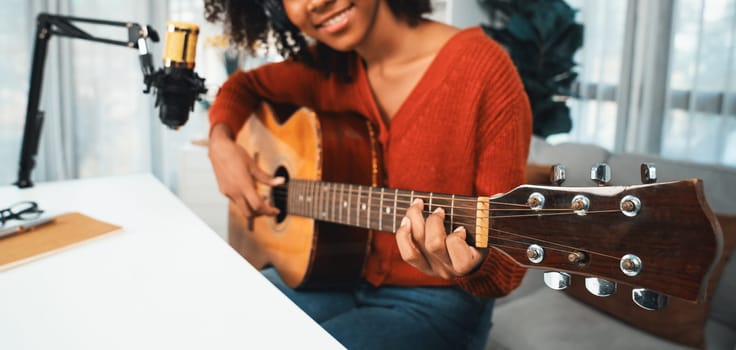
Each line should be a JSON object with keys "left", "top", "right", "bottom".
{"left": 487, "top": 136, "right": 736, "bottom": 350}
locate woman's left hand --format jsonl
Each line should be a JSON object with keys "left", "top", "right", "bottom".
{"left": 395, "top": 198, "right": 488, "bottom": 279}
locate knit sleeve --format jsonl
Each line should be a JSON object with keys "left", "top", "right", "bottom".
{"left": 208, "top": 59, "right": 321, "bottom": 136}
{"left": 455, "top": 56, "right": 533, "bottom": 298}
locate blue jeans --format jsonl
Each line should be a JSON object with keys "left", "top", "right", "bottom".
{"left": 262, "top": 268, "right": 494, "bottom": 350}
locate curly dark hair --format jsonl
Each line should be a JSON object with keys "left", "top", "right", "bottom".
{"left": 204, "top": 0, "right": 432, "bottom": 80}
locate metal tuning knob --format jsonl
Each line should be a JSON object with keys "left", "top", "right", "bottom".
{"left": 543, "top": 271, "right": 571, "bottom": 290}
{"left": 590, "top": 163, "right": 612, "bottom": 186}
{"left": 632, "top": 288, "right": 668, "bottom": 310}
{"left": 640, "top": 163, "right": 657, "bottom": 184}
{"left": 527, "top": 192, "right": 545, "bottom": 211}
{"left": 585, "top": 277, "right": 617, "bottom": 297}
{"left": 620, "top": 254, "right": 643, "bottom": 276}
{"left": 549, "top": 164, "right": 567, "bottom": 186}
{"left": 526, "top": 244, "right": 544, "bottom": 263}
{"left": 567, "top": 251, "right": 588, "bottom": 265}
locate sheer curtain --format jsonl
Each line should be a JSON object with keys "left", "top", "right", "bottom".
{"left": 0, "top": 0, "right": 222, "bottom": 189}
{"left": 554, "top": 0, "right": 736, "bottom": 168}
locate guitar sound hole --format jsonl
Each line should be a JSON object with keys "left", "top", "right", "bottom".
{"left": 272, "top": 166, "right": 289, "bottom": 224}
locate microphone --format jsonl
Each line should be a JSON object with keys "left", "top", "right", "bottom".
{"left": 144, "top": 21, "right": 207, "bottom": 129}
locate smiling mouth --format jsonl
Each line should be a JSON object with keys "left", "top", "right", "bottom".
{"left": 316, "top": 4, "right": 355, "bottom": 29}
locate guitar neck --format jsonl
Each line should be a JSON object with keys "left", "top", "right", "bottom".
{"left": 284, "top": 179, "right": 488, "bottom": 247}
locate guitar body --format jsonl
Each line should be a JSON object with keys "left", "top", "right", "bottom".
{"left": 228, "top": 103, "right": 381, "bottom": 289}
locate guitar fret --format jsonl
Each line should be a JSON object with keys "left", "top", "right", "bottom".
{"left": 429, "top": 192, "right": 433, "bottom": 212}
{"left": 301, "top": 181, "right": 307, "bottom": 218}
{"left": 378, "top": 188, "right": 384, "bottom": 231}
{"left": 356, "top": 185, "right": 362, "bottom": 228}
{"left": 330, "top": 182, "right": 336, "bottom": 222}
{"left": 451, "top": 194, "right": 455, "bottom": 230}
{"left": 311, "top": 181, "right": 317, "bottom": 219}
{"left": 393, "top": 189, "right": 398, "bottom": 232}
{"left": 316, "top": 181, "right": 320, "bottom": 219}
{"left": 294, "top": 181, "right": 301, "bottom": 216}
{"left": 347, "top": 184, "right": 352, "bottom": 225}
{"left": 322, "top": 183, "right": 328, "bottom": 219}
{"left": 319, "top": 182, "right": 324, "bottom": 218}
{"left": 433, "top": 194, "right": 454, "bottom": 233}
{"left": 367, "top": 186, "right": 372, "bottom": 229}
{"left": 302, "top": 181, "right": 307, "bottom": 216}
{"left": 318, "top": 183, "right": 324, "bottom": 219}
{"left": 306, "top": 181, "right": 311, "bottom": 218}
{"left": 298, "top": 181, "right": 304, "bottom": 216}
{"left": 339, "top": 183, "right": 345, "bottom": 225}
{"left": 314, "top": 181, "right": 319, "bottom": 219}
{"left": 315, "top": 182, "right": 320, "bottom": 218}
{"left": 305, "top": 181, "right": 310, "bottom": 218}
{"left": 319, "top": 182, "right": 325, "bottom": 219}
{"left": 319, "top": 182, "right": 324, "bottom": 219}
{"left": 325, "top": 182, "right": 330, "bottom": 221}
{"left": 295, "top": 180, "right": 301, "bottom": 217}
{"left": 324, "top": 182, "right": 329, "bottom": 220}
{"left": 301, "top": 181, "right": 307, "bottom": 217}
{"left": 290, "top": 181, "right": 295, "bottom": 215}
{"left": 297, "top": 181, "right": 302, "bottom": 215}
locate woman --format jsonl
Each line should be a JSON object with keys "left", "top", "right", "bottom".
{"left": 204, "top": 0, "right": 531, "bottom": 348}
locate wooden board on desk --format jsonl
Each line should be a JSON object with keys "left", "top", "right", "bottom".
{"left": 0, "top": 212, "right": 121, "bottom": 271}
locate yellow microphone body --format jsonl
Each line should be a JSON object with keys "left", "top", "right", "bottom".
{"left": 163, "top": 21, "right": 199, "bottom": 69}
{"left": 149, "top": 20, "right": 206, "bottom": 129}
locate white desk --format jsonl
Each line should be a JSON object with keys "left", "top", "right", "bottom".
{"left": 0, "top": 174, "right": 344, "bottom": 350}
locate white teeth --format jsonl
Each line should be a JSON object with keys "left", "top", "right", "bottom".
{"left": 323, "top": 10, "right": 347, "bottom": 27}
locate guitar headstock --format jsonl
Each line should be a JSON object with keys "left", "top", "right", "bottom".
{"left": 488, "top": 163, "right": 723, "bottom": 309}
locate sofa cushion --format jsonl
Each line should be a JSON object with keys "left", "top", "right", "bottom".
{"left": 563, "top": 215, "right": 736, "bottom": 349}
{"left": 704, "top": 319, "right": 736, "bottom": 350}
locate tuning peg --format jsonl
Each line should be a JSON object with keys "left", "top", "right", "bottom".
{"left": 640, "top": 163, "right": 657, "bottom": 184}
{"left": 632, "top": 288, "right": 668, "bottom": 310}
{"left": 549, "top": 164, "right": 566, "bottom": 186}
{"left": 585, "top": 277, "right": 617, "bottom": 297}
{"left": 543, "top": 271, "right": 571, "bottom": 290}
{"left": 590, "top": 163, "right": 612, "bottom": 186}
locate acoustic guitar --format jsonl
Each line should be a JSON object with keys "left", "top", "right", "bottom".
{"left": 227, "top": 102, "right": 723, "bottom": 309}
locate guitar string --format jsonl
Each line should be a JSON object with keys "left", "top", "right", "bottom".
{"left": 270, "top": 183, "right": 562, "bottom": 206}
{"left": 487, "top": 227, "right": 621, "bottom": 260}
{"left": 272, "top": 187, "right": 570, "bottom": 213}
{"left": 272, "top": 185, "right": 542, "bottom": 206}
{"left": 296, "top": 210, "right": 623, "bottom": 261}
{"left": 264, "top": 182, "right": 632, "bottom": 259}
{"left": 273, "top": 180, "right": 614, "bottom": 204}
{"left": 317, "top": 212, "right": 622, "bottom": 260}
{"left": 269, "top": 188, "right": 623, "bottom": 221}
{"left": 267, "top": 193, "right": 626, "bottom": 261}
{"left": 270, "top": 186, "right": 611, "bottom": 215}
{"left": 268, "top": 198, "right": 623, "bottom": 233}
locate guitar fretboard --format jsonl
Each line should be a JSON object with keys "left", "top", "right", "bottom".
{"left": 286, "top": 179, "right": 482, "bottom": 239}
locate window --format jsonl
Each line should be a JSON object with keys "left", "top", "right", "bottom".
{"left": 555, "top": 0, "right": 736, "bottom": 168}
{"left": 0, "top": 0, "right": 32, "bottom": 185}
{"left": 0, "top": 0, "right": 222, "bottom": 188}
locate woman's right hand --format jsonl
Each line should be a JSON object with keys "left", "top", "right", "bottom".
{"left": 208, "top": 123, "right": 284, "bottom": 218}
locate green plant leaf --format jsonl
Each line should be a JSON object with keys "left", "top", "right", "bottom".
{"left": 533, "top": 101, "right": 573, "bottom": 137}
{"left": 507, "top": 13, "right": 539, "bottom": 43}
{"left": 480, "top": 0, "right": 582, "bottom": 138}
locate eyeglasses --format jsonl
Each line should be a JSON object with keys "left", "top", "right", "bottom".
{"left": 0, "top": 201, "right": 44, "bottom": 226}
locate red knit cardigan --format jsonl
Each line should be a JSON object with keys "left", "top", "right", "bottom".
{"left": 209, "top": 27, "right": 531, "bottom": 298}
